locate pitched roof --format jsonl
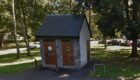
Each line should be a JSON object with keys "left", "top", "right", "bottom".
{"left": 36, "top": 14, "right": 89, "bottom": 38}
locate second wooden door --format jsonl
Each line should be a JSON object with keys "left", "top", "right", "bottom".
{"left": 62, "top": 40, "right": 74, "bottom": 66}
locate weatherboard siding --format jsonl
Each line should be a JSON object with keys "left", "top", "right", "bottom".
{"left": 56, "top": 39, "right": 63, "bottom": 67}
{"left": 79, "top": 20, "right": 90, "bottom": 67}
{"left": 73, "top": 40, "right": 81, "bottom": 68}
{"left": 40, "top": 39, "right": 46, "bottom": 67}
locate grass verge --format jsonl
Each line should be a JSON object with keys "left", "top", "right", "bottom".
{"left": 90, "top": 47, "right": 140, "bottom": 78}
{"left": 0, "top": 62, "right": 34, "bottom": 75}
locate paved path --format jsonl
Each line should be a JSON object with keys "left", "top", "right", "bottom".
{"left": 0, "top": 47, "right": 40, "bottom": 67}
{"left": 0, "top": 57, "right": 41, "bottom": 67}
{"left": 0, "top": 48, "right": 26, "bottom": 55}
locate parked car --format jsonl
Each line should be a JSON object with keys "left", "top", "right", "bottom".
{"left": 121, "top": 40, "right": 132, "bottom": 46}
{"left": 30, "top": 42, "right": 40, "bottom": 49}
{"left": 107, "top": 39, "right": 121, "bottom": 46}
{"left": 98, "top": 40, "right": 104, "bottom": 44}
{"left": 137, "top": 39, "right": 140, "bottom": 47}
{"left": 127, "top": 40, "right": 132, "bottom": 46}
{"left": 98, "top": 39, "right": 111, "bottom": 44}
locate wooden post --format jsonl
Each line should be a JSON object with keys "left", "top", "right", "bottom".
{"left": 55, "top": 52, "right": 59, "bottom": 72}
{"left": 55, "top": 59, "right": 59, "bottom": 72}
{"left": 87, "top": 40, "right": 90, "bottom": 63}
{"left": 34, "top": 58, "right": 38, "bottom": 69}
{"left": 55, "top": 40, "right": 59, "bottom": 72}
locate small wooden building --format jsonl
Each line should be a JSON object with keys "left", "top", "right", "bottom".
{"left": 36, "top": 14, "right": 91, "bottom": 69}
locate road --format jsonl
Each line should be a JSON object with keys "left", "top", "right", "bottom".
{"left": 0, "top": 48, "right": 26, "bottom": 55}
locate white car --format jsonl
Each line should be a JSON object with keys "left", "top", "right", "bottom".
{"left": 30, "top": 42, "right": 40, "bottom": 49}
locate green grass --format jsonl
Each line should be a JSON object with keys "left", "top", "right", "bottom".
{"left": 90, "top": 47, "right": 140, "bottom": 78}
{"left": 0, "top": 48, "right": 40, "bottom": 75}
{"left": 0, "top": 62, "right": 34, "bottom": 75}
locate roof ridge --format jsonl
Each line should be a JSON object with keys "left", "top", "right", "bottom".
{"left": 48, "top": 14, "right": 82, "bottom": 16}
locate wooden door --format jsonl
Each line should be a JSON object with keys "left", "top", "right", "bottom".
{"left": 44, "top": 40, "right": 57, "bottom": 65}
{"left": 62, "top": 40, "right": 74, "bottom": 66}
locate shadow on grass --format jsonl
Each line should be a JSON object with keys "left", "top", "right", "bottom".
{"left": 90, "top": 47, "right": 140, "bottom": 78}
{"left": 0, "top": 49, "right": 40, "bottom": 63}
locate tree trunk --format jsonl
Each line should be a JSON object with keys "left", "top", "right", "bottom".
{"left": 129, "top": 0, "right": 139, "bottom": 58}
{"left": 23, "top": 12, "right": 31, "bottom": 56}
{"left": 0, "top": 39, "right": 2, "bottom": 49}
{"left": 123, "top": 0, "right": 130, "bottom": 23}
{"left": 104, "top": 36, "right": 107, "bottom": 49}
{"left": 12, "top": 0, "right": 20, "bottom": 59}
{"left": 70, "top": 0, "right": 72, "bottom": 10}
{"left": 130, "top": 37, "right": 138, "bottom": 57}
{"left": 21, "top": 0, "right": 31, "bottom": 56}
{"left": 89, "top": 5, "right": 92, "bottom": 27}
{"left": 89, "top": 10, "right": 91, "bottom": 26}
{"left": 132, "top": 0, "right": 139, "bottom": 21}
{"left": 0, "top": 35, "right": 3, "bottom": 49}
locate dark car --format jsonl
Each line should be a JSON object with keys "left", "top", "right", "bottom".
{"left": 121, "top": 40, "right": 132, "bottom": 46}
{"left": 107, "top": 39, "right": 121, "bottom": 46}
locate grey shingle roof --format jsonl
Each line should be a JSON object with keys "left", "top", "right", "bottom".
{"left": 36, "top": 14, "right": 87, "bottom": 38}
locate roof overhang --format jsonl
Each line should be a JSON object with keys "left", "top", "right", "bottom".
{"left": 36, "top": 36, "right": 79, "bottom": 40}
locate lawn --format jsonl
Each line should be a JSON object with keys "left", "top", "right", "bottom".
{"left": 0, "top": 49, "right": 41, "bottom": 75}
{"left": 0, "top": 62, "right": 34, "bottom": 75}
{"left": 90, "top": 47, "right": 140, "bottom": 79}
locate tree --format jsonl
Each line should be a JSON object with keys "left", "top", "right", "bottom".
{"left": 14, "top": 0, "right": 49, "bottom": 56}
{"left": 94, "top": 0, "right": 125, "bottom": 49}
{"left": 0, "top": 0, "right": 50, "bottom": 53}
{"left": 123, "top": 0, "right": 140, "bottom": 57}
{"left": 19, "top": 0, "right": 31, "bottom": 56}
{"left": 12, "top": 0, "right": 20, "bottom": 58}
{"left": 0, "top": 0, "right": 13, "bottom": 48}
{"left": 94, "top": 0, "right": 140, "bottom": 57}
